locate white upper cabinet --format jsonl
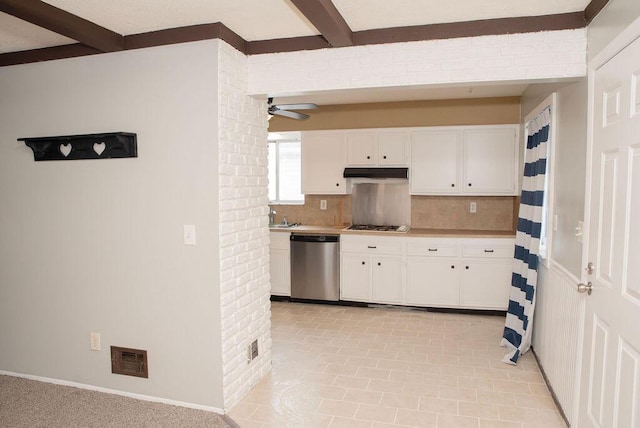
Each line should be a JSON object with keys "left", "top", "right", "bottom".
{"left": 347, "top": 130, "right": 408, "bottom": 166}
{"left": 462, "top": 128, "right": 518, "bottom": 194}
{"left": 301, "top": 131, "right": 347, "bottom": 194}
{"left": 411, "top": 130, "right": 461, "bottom": 194}
{"left": 410, "top": 125, "right": 519, "bottom": 195}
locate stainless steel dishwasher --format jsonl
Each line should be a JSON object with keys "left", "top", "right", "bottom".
{"left": 290, "top": 234, "right": 340, "bottom": 301}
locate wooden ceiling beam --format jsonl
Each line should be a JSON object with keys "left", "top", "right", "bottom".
{"left": 289, "top": 0, "right": 353, "bottom": 47}
{"left": 0, "top": 0, "right": 123, "bottom": 52}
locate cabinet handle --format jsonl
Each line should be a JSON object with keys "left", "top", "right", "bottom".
{"left": 428, "top": 248, "right": 438, "bottom": 252}
{"left": 484, "top": 249, "right": 494, "bottom": 253}
{"left": 377, "top": 262, "right": 381, "bottom": 266}
{"left": 361, "top": 261, "right": 365, "bottom": 265}
{"left": 367, "top": 246, "right": 377, "bottom": 249}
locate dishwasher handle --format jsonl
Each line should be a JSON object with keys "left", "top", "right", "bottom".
{"left": 290, "top": 234, "right": 339, "bottom": 243}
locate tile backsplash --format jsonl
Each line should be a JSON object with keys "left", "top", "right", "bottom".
{"left": 271, "top": 195, "right": 516, "bottom": 231}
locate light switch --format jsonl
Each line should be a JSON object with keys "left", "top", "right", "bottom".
{"left": 90, "top": 332, "right": 101, "bottom": 351}
{"left": 320, "top": 200, "right": 327, "bottom": 210}
{"left": 184, "top": 225, "right": 196, "bottom": 245}
{"left": 470, "top": 202, "right": 477, "bottom": 213}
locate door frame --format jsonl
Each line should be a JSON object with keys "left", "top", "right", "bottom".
{"left": 576, "top": 13, "right": 640, "bottom": 423}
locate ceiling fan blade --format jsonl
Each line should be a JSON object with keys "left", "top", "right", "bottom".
{"left": 273, "top": 109, "right": 310, "bottom": 120}
{"left": 274, "top": 103, "right": 318, "bottom": 110}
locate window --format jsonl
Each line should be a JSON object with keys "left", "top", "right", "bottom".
{"left": 268, "top": 133, "right": 304, "bottom": 204}
{"left": 524, "top": 94, "right": 556, "bottom": 263}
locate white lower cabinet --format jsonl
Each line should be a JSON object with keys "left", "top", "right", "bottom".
{"left": 270, "top": 232, "right": 291, "bottom": 296}
{"left": 342, "top": 235, "right": 515, "bottom": 310}
{"left": 340, "top": 235, "right": 404, "bottom": 304}
{"left": 371, "top": 255, "right": 404, "bottom": 304}
{"left": 341, "top": 253, "right": 372, "bottom": 301}
{"left": 406, "top": 258, "right": 459, "bottom": 307}
{"left": 459, "top": 260, "right": 512, "bottom": 309}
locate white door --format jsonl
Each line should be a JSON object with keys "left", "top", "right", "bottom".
{"left": 578, "top": 33, "right": 640, "bottom": 427}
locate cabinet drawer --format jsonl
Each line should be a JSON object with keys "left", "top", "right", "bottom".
{"left": 407, "top": 239, "right": 460, "bottom": 257}
{"left": 462, "top": 241, "right": 514, "bottom": 258}
{"left": 341, "top": 236, "right": 404, "bottom": 254}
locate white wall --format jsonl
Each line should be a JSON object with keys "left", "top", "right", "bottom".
{"left": 248, "top": 29, "right": 586, "bottom": 97}
{"left": 587, "top": 0, "right": 640, "bottom": 60}
{"left": 0, "top": 41, "right": 225, "bottom": 408}
{"left": 216, "top": 42, "right": 271, "bottom": 410}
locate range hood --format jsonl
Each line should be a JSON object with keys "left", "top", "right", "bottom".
{"left": 343, "top": 167, "right": 408, "bottom": 179}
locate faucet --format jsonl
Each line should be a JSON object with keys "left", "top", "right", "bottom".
{"left": 269, "top": 208, "right": 276, "bottom": 225}
{"left": 282, "top": 216, "right": 289, "bottom": 226}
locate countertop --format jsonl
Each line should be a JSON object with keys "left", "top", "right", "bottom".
{"left": 269, "top": 225, "right": 515, "bottom": 238}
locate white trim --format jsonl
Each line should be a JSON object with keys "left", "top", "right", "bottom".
{"left": 523, "top": 93, "right": 557, "bottom": 268}
{"left": 0, "top": 371, "right": 225, "bottom": 415}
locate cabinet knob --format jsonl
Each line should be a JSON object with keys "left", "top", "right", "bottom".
{"left": 451, "top": 265, "right": 455, "bottom": 269}
{"left": 465, "top": 266, "right": 469, "bottom": 269}
{"left": 468, "top": 183, "right": 472, "bottom": 187}
{"left": 366, "top": 155, "right": 371, "bottom": 159}
{"left": 451, "top": 183, "right": 455, "bottom": 187}
{"left": 377, "top": 262, "right": 381, "bottom": 266}
{"left": 361, "top": 261, "right": 365, "bottom": 265}
{"left": 383, "top": 155, "right": 387, "bottom": 159}
{"left": 336, "top": 183, "right": 340, "bottom": 187}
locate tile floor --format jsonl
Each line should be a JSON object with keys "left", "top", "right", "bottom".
{"left": 229, "top": 302, "right": 567, "bottom": 428}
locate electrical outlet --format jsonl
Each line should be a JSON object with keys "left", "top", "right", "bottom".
{"left": 247, "top": 339, "right": 259, "bottom": 363}
{"left": 90, "top": 332, "right": 101, "bottom": 351}
{"left": 320, "top": 200, "right": 327, "bottom": 210}
{"left": 470, "top": 202, "right": 477, "bottom": 213}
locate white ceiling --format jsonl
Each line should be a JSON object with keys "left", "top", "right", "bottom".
{"left": 0, "top": 0, "right": 591, "bottom": 104}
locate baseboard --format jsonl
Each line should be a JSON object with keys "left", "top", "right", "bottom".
{"left": 0, "top": 370, "right": 225, "bottom": 415}
{"left": 531, "top": 349, "right": 571, "bottom": 427}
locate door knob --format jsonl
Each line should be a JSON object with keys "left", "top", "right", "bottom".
{"left": 577, "top": 282, "right": 593, "bottom": 295}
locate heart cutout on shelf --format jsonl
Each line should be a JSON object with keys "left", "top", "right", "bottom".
{"left": 59, "top": 143, "right": 72, "bottom": 157}
{"left": 93, "top": 142, "right": 106, "bottom": 156}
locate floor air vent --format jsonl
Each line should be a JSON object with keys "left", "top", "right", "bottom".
{"left": 111, "top": 346, "right": 148, "bottom": 378}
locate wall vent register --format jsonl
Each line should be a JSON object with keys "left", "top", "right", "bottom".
{"left": 111, "top": 346, "right": 148, "bottom": 378}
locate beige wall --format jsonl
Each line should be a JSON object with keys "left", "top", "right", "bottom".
{"left": 269, "top": 97, "right": 521, "bottom": 132}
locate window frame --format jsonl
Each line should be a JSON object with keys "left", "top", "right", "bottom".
{"left": 523, "top": 93, "right": 557, "bottom": 266}
{"left": 268, "top": 132, "right": 304, "bottom": 205}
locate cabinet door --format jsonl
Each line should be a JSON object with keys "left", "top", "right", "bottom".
{"left": 462, "top": 128, "right": 517, "bottom": 195}
{"left": 410, "top": 131, "right": 461, "bottom": 194}
{"left": 459, "top": 260, "right": 512, "bottom": 310}
{"left": 406, "top": 258, "right": 458, "bottom": 307}
{"left": 377, "top": 131, "right": 408, "bottom": 165}
{"left": 347, "top": 132, "right": 377, "bottom": 166}
{"left": 270, "top": 248, "right": 291, "bottom": 296}
{"left": 371, "top": 255, "right": 404, "bottom": 304}
{"left": 341, "top": 253, "right": 371, "bottom": 301}
{"left": 301, "top": 132, "right": 347, "bottom": 194}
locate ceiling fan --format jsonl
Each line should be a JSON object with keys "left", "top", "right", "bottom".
{"left": 268, "top": 97, "right": 318, "bottom": 120}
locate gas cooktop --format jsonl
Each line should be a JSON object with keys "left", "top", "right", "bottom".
{"left": 345, "top": 224, "right": 410, "bottom": 233}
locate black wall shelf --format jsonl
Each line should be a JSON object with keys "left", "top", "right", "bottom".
{"left": 19, "top": 132, "right": 137, "bottom": 161}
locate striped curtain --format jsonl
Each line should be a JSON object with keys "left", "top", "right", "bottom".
{"left": 501, "top": 107, "right": 551, "bottom": 364}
